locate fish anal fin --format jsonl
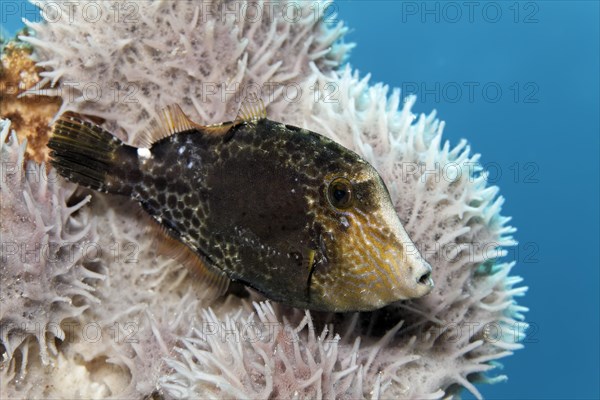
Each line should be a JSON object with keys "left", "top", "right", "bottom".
{"left": 136, "top": 104, "right": 205, "bottom": 148}
{"left": 158, "top": 234, "right": 230, "bottom": 297}
{"left": 142, "top": 209, "right": 230, "bottom": 298}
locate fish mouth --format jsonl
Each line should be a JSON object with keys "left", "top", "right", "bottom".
{"left": 411, "top": 260, "right": 434, "bottom": 297}
{"left": 418, "top": 270, "right": 433, "bottom": 286}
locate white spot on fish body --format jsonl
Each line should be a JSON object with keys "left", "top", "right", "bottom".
{"left": 137, "top": 147, "right": 151, "bottom": 159}
{"left": 178, "top": 146, "right": 185, "bottom": 155}
{"left": 340, "top": 216, "right": 350, "bottom": 228}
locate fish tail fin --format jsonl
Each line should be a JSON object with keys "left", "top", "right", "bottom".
{"left": 48, "top": 113, "right": 139, "bottom": 195}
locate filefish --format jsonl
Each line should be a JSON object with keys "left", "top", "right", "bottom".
{"left": 47, "top": 103, "right": 434, "bottom": 312}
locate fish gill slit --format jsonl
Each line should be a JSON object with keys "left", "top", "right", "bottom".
{"left": 305, "top": 251, "right": 319, "bottom": 304}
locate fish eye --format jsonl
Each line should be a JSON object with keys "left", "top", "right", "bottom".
{"left": 327, "top": 177, "right": 353, "bottom": 209}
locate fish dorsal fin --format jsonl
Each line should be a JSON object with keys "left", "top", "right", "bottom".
{"left": 202, "top": 122, "right": 237, "bottom": 136}
{"left": 234, "top": 98, "right": 267, "bottom": 124}
{"left": 140, "top": 207, "right": 230, "bottom": 299}
{"left": 198, "top": 98, "right": 268, "bottom": 136}
{"left": 136, "top": 104, "right": 203, "bottom": 148}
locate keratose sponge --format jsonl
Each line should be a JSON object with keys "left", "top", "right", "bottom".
{"left": 1, "top": 1, "right": 527, "bottom": 398}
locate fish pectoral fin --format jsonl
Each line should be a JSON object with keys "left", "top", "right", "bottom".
{"left": 234, "top": 97, "right": 267, "bottom": 124}
{"left": 135, "top": 104, "right": 204, "bottom": 148}
{"left": 144, "top": 210, "right": 230, "bottom": 298}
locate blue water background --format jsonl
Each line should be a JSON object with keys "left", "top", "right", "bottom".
{"left": 1, "top": 1, "right": 599, "bottom": 399}
{"left": 340, "top": 2, "right": 599, "bottom": 399}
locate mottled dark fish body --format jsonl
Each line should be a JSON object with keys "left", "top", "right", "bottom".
{"left": 135, "top": 119, "right": 370, "bottom": 309}
{"left": 48, "top": 106, "right": 434, "bottom": 311}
